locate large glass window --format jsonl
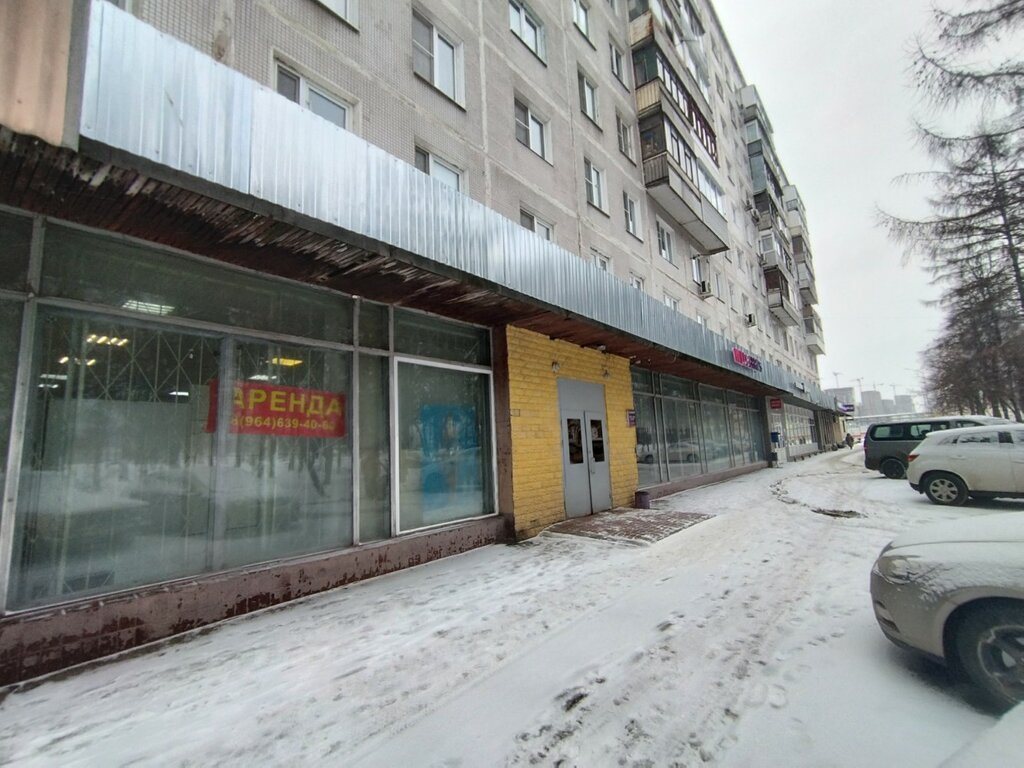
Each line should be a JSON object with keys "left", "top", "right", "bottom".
{"left": 11, "top": 311, "right": 220, "bottom": 608}
{"left": 358, "top": 354, "right": 390, "bottom": 542}
{"left": 0, "top": 301, "right": 22, "bottom": 506}
{"left": 220, "top": 341, "right": 353, "bottom": 568}
{"left": 0, "top": 211, "right": 32, "bottom": 290}
{"left": 42, "top": 226, "right": 354, "bottom": 345}
{"left": 397, "top": 363, "right": 493, "bottom": 531}
{"left": 394, "top": 309, "right": 490, "bottom": 365}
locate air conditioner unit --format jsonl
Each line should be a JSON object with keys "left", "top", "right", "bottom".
{"left": 698, "top": 281, "right": 713, "bottom": 298}
{"left": 745, "top": 313, "right": 756, "bottom": 327}
{"left": 747, "top": 203, "right": 761, "bottom": 222}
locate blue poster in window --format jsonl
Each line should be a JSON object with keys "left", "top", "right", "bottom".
{"left": 419, "top": 405, "right": 479, "bottom": 516}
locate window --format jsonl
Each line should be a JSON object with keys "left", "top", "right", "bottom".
{"left": 610, "top": 42, "right": 626, "bottom": 85}
{"left": 593, "top": 249, "right": 610, "bottom": 271}
{"left": 572, "top": 0, "right": 590, "bottom": 38}
{"left": 412, "top": 10, "right": 461, "bottom": 102}
{"left": 509, "top": 0, "right": 543, "bottom": 57}
{"left": 656, "top": 219, "right": 674, "bottom": 264}
{"left": 276, "top": 64, "right": 350, "bottom": 130}
{"left": 578, "top": 70, "right": 598, "bottom": 121}
{"left": 691, "top": 255, "right": 703, "bottom": 284}
{"left": 315, "top": 0, "right": 356, "bottom": 23}
{"left": 514, "top": 99, "right": 547, "bottom": 158}
{"left": 664, "top": 293, "right": 679, "bottom": 311}
{"left": 583, "top": 158, "right": 605, "bottom": 209}
{"left": 415, "top": 147, "right": 461, "bottom": 191}
{"left": 520, "top": 209, "right": 553, "bottom": 240}
{"left": 623, "top": 192, "right": 640, "bottom": 237}
{"left": 629, "top": 273, "right": 644, "bottom": 290}
{"left": 616, "top": 113, "right": 634, "bottom": 159}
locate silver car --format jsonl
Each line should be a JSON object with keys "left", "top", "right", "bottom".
{"left": 870, "top": 513, "right": 1024, "bottom": 711}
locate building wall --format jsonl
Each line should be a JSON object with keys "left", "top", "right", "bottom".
{"left": 505, "top": 326, "right": 636, "bottom": 539}
{"left": 124, "top": 0, "right": 825, "bottom": 390}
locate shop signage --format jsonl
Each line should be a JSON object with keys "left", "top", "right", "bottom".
{"left": 731, "top": 346, "right": 763, "bottom": 372}
{"left": 769, "top": 397, "right": 783, "bottom": 409}
{"left": 839, "top": 403, "right": 855, "bottom": 414}
{"left": 206, "top": 381, "right": 346, "bottom": 438}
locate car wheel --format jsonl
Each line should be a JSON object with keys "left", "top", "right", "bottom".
{"left": 954, "top": 601, "right": 1024, "bottom": 712}
{"left": 880, "top": 458, "right": 906, "bottom": 480}
{"left": 923, "top": 472, "right": 968, "bottom": 506}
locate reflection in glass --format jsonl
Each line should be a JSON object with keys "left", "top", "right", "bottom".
{"left": 664, "top": 399, "right": 702, "bottom": 480}
{"left": 567, "top": 418, "right": 584, "bottom": 464}
{"left": 398, "top": 363, "right": 493, "bottom": 530}
{"left": 359, "top": 354, "right": 390, "bottom": 542}
{"left": 590, "top": 419, "right": 605, "bottom": 462}
{"left": 12, "top": 311, "right": 218, "bottom": 609}
{"left": 221, "top": 342, "right": 353, "bottom": 567}
{"left": 701, "top": 402, "right": 732, "bottom": 473}
{"left": 634, "top": 395, "right": 663, "bottom": 486}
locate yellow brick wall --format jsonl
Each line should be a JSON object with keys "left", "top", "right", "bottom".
{"left": 505, "top": 326, "right": 638, "bottom": 539}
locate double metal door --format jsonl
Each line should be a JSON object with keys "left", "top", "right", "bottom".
{"left": 561, "top": 409, "right": 611, "bottom": 518}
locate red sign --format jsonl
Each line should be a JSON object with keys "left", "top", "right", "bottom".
{"left": 769, "top": 398, "right": 783, "bottom": 409}
{"left": 206, "top": 381, "right": 346, "bottom": 438}
{"left": 731, "top": 346, "right": 763, "bottom": 372}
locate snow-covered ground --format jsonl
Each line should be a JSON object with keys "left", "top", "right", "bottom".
{"left": 0, "top": 449, "right": 1017, "bottom": 766}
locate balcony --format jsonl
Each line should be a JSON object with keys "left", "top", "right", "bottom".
{"left": 797, "top": 262, "right": 817, "bottom": 304}
{"left": 642, "top": 153, "right": 728, "bottom": 255}
{"left": 803, "top": 307, "right": 825, "bottom": 354}
{"left": 768, "top": 288, "right": 801, "bottom": 326}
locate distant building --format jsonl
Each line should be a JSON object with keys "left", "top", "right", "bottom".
{"left": 894, "top": 394, "right": 916, "bottom": 414}
{"left": 825, "top": 387, "right": 855, "bottom": 408}
{"left": 861, "top": 390, "right": 884, "bottom": 417}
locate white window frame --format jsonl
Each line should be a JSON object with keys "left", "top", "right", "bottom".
{"left": 572, "top": 0, "right": 591, "bottom": 38}
{"left": 616, "top": 112, "right": 634, "bottom": 160}
{"left": 609, "top": 42, "right": 626, "bottom": 85}
{"left": 315, "top": 0, "right": 357, "bottom": 24}
{"left": 509, "top": 0, "right": 544, "bottom": 58}
{"left": 578, "top": 70, "right": 598, "bottom": 121}
{"left": 520, "top": 209, "right": 553, "bottom": 241}
{"left": 629, "top": 272, "right": 645, "bottom": 291}
{"left": 656, "top": 218, "right": 674, "bottom": 264}
{"left": 622, "top": 192, "right": 640, "bottom": 237}
{"left": 412, "top": 9, "right": 464, "bottom": 104}
{"left": 276, "top": 63, "right": 351, "bottom": 130}
{"left": 415, "top": 146, "right": 462, "bottom": 191}
{"left": 514, "top": 98, "right": 548, "bottom": 159}
{"left": 691, "top": 254, "right": 704, "bottom": 284}
{"left": 583, "top": 158, "right": 605, "bottom": 210}
{"left": 592, "top": 248, "right": 610, "bottom": 271}
{"left": 664, "top": 293, "right": 679, "bottom": 311}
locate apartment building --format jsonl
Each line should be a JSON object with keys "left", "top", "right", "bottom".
{"left": 0, "top": 0, "right": 840, "bottom": 683}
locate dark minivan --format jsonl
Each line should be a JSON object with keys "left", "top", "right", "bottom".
{"left": 864, "top": 415, "right": 1013, "bottom": 479}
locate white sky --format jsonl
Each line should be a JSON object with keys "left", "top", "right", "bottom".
{"left": 713, "top": 0, "right": 943, "bottom": 405}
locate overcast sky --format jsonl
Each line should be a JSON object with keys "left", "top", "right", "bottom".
{"left": 713, "top": 0, "right": 943, "bottom": 406}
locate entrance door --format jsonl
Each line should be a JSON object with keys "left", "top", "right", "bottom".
{"left": 558, "top": 380, "right": 612, "bottom": 518}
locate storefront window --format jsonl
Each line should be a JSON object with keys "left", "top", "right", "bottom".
{"left": 394, "top": 309, "right": 490, "bottom": 366}
{"left": 11, "top": 311, "right": 219, "bottom": 608}
{"left": 0, "top": 301, "right": 22, "bottom": 510}
{"left": 359, "top": 301, "right": 389, "bottom": 350}
{"left": 358, "top": 354, "right": 390, "bottom": 542}
{"left": 397, "top": 362, "right": 493, "bottom": 530}
{"left": 701, "top": 400, "right": 732, "bottom": 472}
{"left": 42, "top": 226, "right": 353, "bottom": 345}
{"left": 0, "top": 211, "right": 32, "bottom": 290}
{"left": 663, "top": 398, "right": 702, "bottom": 479}
{"left": 219, "top": 341, "right": 353, "bottom": 568}
{"left": 634, "top": 394, "right": 662, "bottom": 486}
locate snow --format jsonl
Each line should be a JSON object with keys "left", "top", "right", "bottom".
{"left": 0, "top": 449, "right": 1019, "bottom": 766}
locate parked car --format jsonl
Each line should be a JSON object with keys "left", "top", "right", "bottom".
{"left": 906, "top": 424, "right": 1024, "bottom": 505}
{"left": 870, "top": 512, "right": 1024, "bottom": 711}
{"left": 863, "top": 415, "right": 1013, "bottom": 479}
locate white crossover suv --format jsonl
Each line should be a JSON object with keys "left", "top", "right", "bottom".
{"left": 906, "top": 424, "right": 1024, "bottom": 505}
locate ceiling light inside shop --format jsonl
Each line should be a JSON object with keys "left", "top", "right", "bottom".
{"left": 249, "top": 374, "right": 279, "bottom": 382}
{"left": 59, "top": 356, "right": 96, "bottom": 366}
{"left": 122, "top": 299, "right": 174, "bottom": 315}
{"left": 168, "top": 390, "right": 190, "bottom": 397}
{"left": 85, "top": 334, "right": 130, "bottom": 346}
{"left": 38, "top": 383, "right": 60, "bottom": 389}
{"left": 270, "top": 357, "right": 304, "bottom": 367}
{"left": 40, "top": 373, "right": 68, "bottom": 381}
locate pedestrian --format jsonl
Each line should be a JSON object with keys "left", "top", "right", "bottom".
{"left": 844, "top": 432, "right": 854, "bottom": 449}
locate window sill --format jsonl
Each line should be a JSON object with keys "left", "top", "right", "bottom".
{"left": 574, "top": 24, "right": 597, "bottom": 51}
{"left": 581, "top": 112, "right": 602, "bottom": 131}
{"left": 511, "top": 33, "right": 548, "bottom": 67}
{"left": 626, "top": 231, "right": 643, "bottom": 244}
{"left": 586, "top": 201, "right": 610, "bottom": 218}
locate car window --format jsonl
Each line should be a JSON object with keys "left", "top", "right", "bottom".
{"left": 953, "top": 431, "right": 999, "bottom": 444}
{"left": 954, "top": 420, "right": 982, "bottom": 428}
{"left": 909, "top": 423, "right": 941, "bottom": 438}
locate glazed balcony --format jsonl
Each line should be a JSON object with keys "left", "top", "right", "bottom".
{"left": 641, "top": 153, "right": 728, "bottom": 255}
{"left": 803, "top": 309, "right": 825, "bottom": 355}
{"left": 797, "top": 262, "right": 818, "bottom": 304}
